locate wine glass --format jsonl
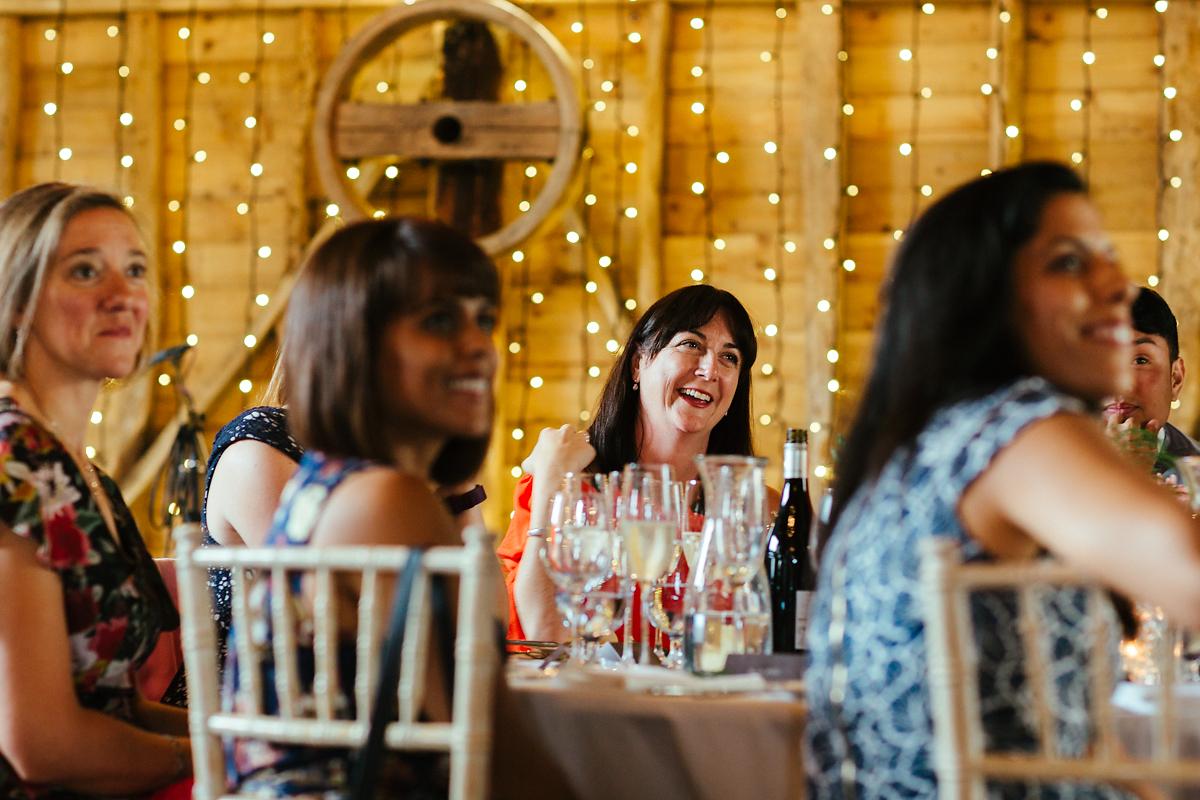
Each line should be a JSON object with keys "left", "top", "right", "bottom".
{"left": 645, "top": 556, "right": 688, "bottom": 669}
{"left": 539, "top": 473, "right": 616, "bottom": 664}
{"left": 618, "top": 463, "right": 680, "bottom": 663}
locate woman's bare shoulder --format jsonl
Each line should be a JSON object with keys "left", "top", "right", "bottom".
{"left": 314, "top": 467, "right": 457, "bottom": 548}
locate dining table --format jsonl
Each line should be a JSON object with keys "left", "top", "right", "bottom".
{"left": 490, "top": 661, "right": 807, "bottom": 800}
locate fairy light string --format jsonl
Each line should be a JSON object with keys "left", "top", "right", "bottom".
{"left": 1152, "top": 0, "right": 1172, "bottom": 291}
{"left": 51, "top": 0, "right": 68, "bottom": 180}
{"left": 764, "top": 0, "right": 787, "bottom": 427}
{"left": 238, "top": 0, "right": 270, "bottom": 403}
{"left": 509, "top": 41, "right": 535, "bottom": 479}
{"left": 575, "top": 0, "right": 597, "bottom": 424}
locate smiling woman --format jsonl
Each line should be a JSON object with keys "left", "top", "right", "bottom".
{"left": 223, "top": 217, "right": 502, "bottom": 797}
{"left": 0, "top": 183, "right": 191, "bottom": 799}
{"left": 498, "top": 284, "right": 759, "bottom": 643}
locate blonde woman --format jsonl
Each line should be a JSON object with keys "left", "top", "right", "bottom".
{"left": 0, "top": 183, "right": 191, "bottom": 798}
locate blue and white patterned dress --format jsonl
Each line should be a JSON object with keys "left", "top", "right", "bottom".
{"left": 804, "top": 378, "right": 1133, "bottom": 799}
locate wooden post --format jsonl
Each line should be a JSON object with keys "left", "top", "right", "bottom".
{"left": 796, "top": 0, "right": 841, "bottom": 467}
{"left": 0, "top": 16, "right": 22, "bottom": 198}
{"left": 1162, "top": 2, "right": 1200, "bottom": 436}
{"left": 635, "top": 0, "right": 669, "bottom": 309}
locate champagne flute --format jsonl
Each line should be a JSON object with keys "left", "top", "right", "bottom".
{"left": 539, "top": 473, "right": 616, "bottom": 664}
{"left": 619, "top": 463, "right": 679, "bottom": 664}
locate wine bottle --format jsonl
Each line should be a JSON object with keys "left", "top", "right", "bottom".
{"left": 764, "top": 428, "right": 816, "bottom": 653}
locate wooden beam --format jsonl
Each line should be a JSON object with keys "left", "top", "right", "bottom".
{"left": 1161, "top": 2, "right": 1200, "bottom": 437}
{"left": 635, "top": 0, "right": 669, "bottom": 309}
{"left": 0, "top": 16, "right": 21, "bottom": 198}
{"left": 796, "top": 0, "right": 841, "bottom": 472}
{"left": 336, "top": 100, "right": 561, "bottom": 160}
{"left": 0, "top": 0, "right": 1156, "bottom": 12}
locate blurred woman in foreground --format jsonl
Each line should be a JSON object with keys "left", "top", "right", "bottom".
{"left": 804, "top": 162, "right": 1200, "bottom": 798}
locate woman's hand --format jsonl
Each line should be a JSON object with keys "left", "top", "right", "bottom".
{"left": 521, "top": 425, "right": 596, "bottom": 481}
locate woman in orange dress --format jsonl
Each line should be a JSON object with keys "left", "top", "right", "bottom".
{"left": 497, "top": 284, "right": 760, "bottom": 643}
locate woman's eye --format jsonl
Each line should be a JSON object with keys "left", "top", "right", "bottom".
{"left": 70, "top": 263, "right": 98, "bottom": 280}
{"left": 1048, "top": 253, "right": 1084, "bottom": 274}
{"left": 422, "top": 312, "right": 457, "bottom": 333}
{"left": 126, "top": 263, "right": 148, "bottom": 279}
{"left": 477, "top": 312, "right": 498, "bottom": 333}
{"left": 678, "top": 339, "right": 700, "bottom": 349}
{"left": 721, "top": 352, "right": 740, "bottom": 366}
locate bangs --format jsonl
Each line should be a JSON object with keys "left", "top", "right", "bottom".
{"left": 641, "top": 287, "right": 757, "bottom": 367}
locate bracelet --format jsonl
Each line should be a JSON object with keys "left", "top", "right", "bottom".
{"left": 526, "top": 527, "right": 550, "bottom": 539}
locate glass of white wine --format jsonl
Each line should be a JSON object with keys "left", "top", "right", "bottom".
{"left": 540, "top": 473, "right": 616, "bottom": 664}
{"left": 619, "top": 463, "right": 680, "bottom": 664}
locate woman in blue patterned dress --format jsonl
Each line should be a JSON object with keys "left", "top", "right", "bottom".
{"left": 804, "top": 162, "right": 1200, "bottom": 798}
{"left": 225, "top": 216, "right": 499, "bottom": 796}
{"left": 0, "top": 183, "right": 191, "bottom": 797}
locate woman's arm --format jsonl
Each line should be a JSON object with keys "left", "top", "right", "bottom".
{"left": 961, "top": 413, "right": 1200, "bottom": 627}
{"left": 205, "top": 440, "right": 299, "bottom": 547}
{"left": 512, "top": 426, "right": 595, "bottom": 642}
{"left": 134, "top": 695, "right": 190, "bottom": 737}
{"left": 0, "top": 533, "right": 189, "bottom": 793}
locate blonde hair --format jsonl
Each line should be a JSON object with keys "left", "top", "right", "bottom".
{"left": 0, "top": 183, "right": 152, "bottom": 379}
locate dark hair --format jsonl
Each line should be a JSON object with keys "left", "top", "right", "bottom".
{"left": 1132, "top": 287, "right": 1179, "bottom": 361}
{"left": 586, "top": 284, "right": 758, "bottom": 472}
{"left": 829, "top": 161, "right": 1088, "bottom": 531}
{"left": 284, "top": 217, "right": 499, "bottom": 485}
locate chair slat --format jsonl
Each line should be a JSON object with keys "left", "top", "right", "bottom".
{"left": 271, "top": 568, "right": 301, "bottom": 719}
{"left": 313, "top": 568, "right": 337, "bottom": 721}
{"left": 1085, "top": 588, "right": 1118, "bottom": 761}
{"left": 399, "top": 571, "right": 431, "bottom": 723}
{"left": 1017, "top": 584, "right": 1056, "bottom": 758}
{"left": 231, "top": 568, "right": 262, "bottom": 713}
{"left": 355, "top": 569, "right": 382, "bottom": 724}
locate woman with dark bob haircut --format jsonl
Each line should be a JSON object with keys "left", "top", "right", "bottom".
{"left": 224, "top": 217, "right": 499, "bottom": 797}
{"left": 497, "top": 283, "right": 759, "bottom": 642}
{"left": 804, "top": 162, "right": 1200, "bottom": 798}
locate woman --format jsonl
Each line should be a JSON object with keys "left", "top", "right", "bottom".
{"left": 0, "top": 183, "right": 191, "bottom": 797}
{"left": 804, "top": 162, "right": 1200, "bottom": 797}
{"left": 497, "top": 284, "right": 758, "bottom": 642}
{"left": 227, "top": 216, "right": 498, "bottom": 796}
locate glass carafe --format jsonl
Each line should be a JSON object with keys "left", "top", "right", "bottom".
{"left": 685, "top": 455, "right": 772, "bottom": 675}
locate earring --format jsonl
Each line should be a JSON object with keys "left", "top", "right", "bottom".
{"left": 633, "top": 380, "right": 639, "bottom": 391}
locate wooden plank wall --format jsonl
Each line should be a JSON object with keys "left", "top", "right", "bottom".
{"left": 0, "top": 0, "right": 1191, "bottom": 550}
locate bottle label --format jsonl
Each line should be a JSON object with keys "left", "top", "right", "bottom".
{"left": 795, "top": 590, "right": 813, "bottom": 646}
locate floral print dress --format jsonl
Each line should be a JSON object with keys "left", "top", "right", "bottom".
{"left": 0, "top": 398, "right": 179, "bottom": 800}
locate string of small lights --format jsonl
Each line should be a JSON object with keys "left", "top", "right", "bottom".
{"left": 50, "top": 0, "right": 68, "bottom": 179}
{"left": 1152, "top": 0, "right": 1176, "bottom": 292}
{"left": 574, "top": 0, "right": 597, "bottom": 425}
{"left": 1079, "top": 0, "right": 1095, "bottom": 178}
{"left": 760, "top": 0, "right": 787, "bottom": 429}
{"left": 982, "top": 0, "right": 1002, "bottom": 172}
{"left": 238, "top": 1, "right": 271, "bottom": 403}
{"left": 168, "top": 1, "right": 200, "bottom": 398}
{"left": 509, "top": 41, "right": 535, "bottom": 480}
{"left": 696, "top": 0, "right": 717, "bottom": 286}
{"left": 811, "top": 1, "right": 851, "bottom": 481}
{"left": 904, "top": 2, "right": 923, "bottom": 226}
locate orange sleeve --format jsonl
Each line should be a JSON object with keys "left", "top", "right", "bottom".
{"left": 496, "top": 473, "right": 535, "bottom": 641}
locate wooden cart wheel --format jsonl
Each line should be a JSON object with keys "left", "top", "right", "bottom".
{"left": 313, "top": 0, "right": 582, "bottom": 255}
